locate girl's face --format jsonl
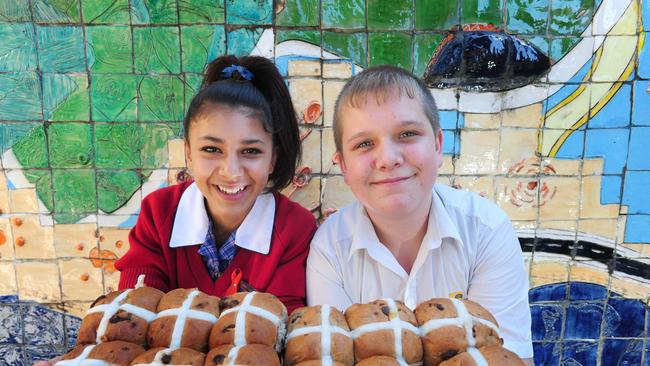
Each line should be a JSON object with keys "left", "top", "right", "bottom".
{"left": 185, "top": 105, "right": 276, "bottom": 230}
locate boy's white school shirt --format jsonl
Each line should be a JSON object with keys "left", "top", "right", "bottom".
{"left": 307, "top": 183, "right": 533, "bottom": 358}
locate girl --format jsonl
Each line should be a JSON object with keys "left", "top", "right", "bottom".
{"left": 115, "top": 55, "right": 317, "bottom": 314}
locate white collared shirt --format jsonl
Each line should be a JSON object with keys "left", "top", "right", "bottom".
{"left": 307, "top": 183, "right": 533, "bottom": 358}
{"left": 169, "top": 182, "right": 276, "bottom": 254}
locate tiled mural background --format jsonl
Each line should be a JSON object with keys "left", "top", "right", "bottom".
{"left": 0, "top": 0, "right": 648, "bottom": 365}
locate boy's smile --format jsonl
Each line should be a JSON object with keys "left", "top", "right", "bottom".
{"left": 337, "top": 91, "right": 443, "bottom": 223}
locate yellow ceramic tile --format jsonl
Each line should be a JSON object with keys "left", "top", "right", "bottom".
{"left": 59, "top": 258, "right": 103, "bottom": 301}
{"left": 323, "top": 81, "right": 345, "bottom": 127}
{"left": 454, "top": 130, "right": 499, "bottom": 174}
{"left": 582, "top": 158, "right": 604, "bottom": 175}
{"left": 290, "top": 79, "right": 323, "bottom": 126}
{"left": 452, "top": 176, "right": 494, "bottom": 200}
{"left": 439, "top": 155, "right": 453, "bottom": 175}
{"left": 0, "top": 262, "right": 17, "bottom": 294}
{"left": 619, "top": 243, "right": 650, "bottom": 256}
{"left": 568, "top": 261, "right": 610, "bottom": 286}
{"left": 498, "top": 129, "right": 539, "bottom": 174}
{"left": 463, "top": 112, "right": 500, "bottom": 129}
{"left": 288, "top": 59, "right": 321, "bottom": 77}
{"left": 494, "top": 177, "right": 539, "bottom": 221}
{"left": 104, "top": 269, "right": 121, "bottom": 294}
{"left": 321, "top": 176, "right": 355, "bottom": 211}
{"left": 436, "top": 176, "right": 452, "bottom": 186}
{"left": 64, "top": 301, "right": 94, "bottom": 319}
{"left": 0, "top": 189, "right": 9, "bottom": 215}
{"left": 16, "top": 261, "right": 61, "bottom": 302}
{"left": 98, "top": 227, "right": 131, "bottom": 259}
{"left": 0, "top": 170, "right": 7, "bottom": 190}
{"left": 282, "top": 177, "right": 321, "bottom": 211}
{"left": 321, "top": 127, "right": 341, "bottom": 175}
{"left": 0, "top": 218, "right": 14, "bottom": 260}
{"left": 322, "top": 61, "right": 353, "bottom": 79}
{"left": 539, "top": 177, "right": 580, "bottom": 220}
{"left": 54, "top": 223, "right": 98, "bottom": 258}
{"left": 511, "top": 221, "right": 538, "bottom": 230}
{"left": 610, "top": 275, "right": 650, "bottom": 300}
{"left": 538, "top": 220, "right": 578, "bottom": 232}
{"left": 541, "top": 157, "right": 582, "bottom": 176}
{"left": 9, "top": 188, "right": 41, "bottom": 213}
{"left": 580, "top": 176, "right": 620, "bottom": 219}
{"left": 301, "top": 128, "right": 322, "bottom": 173}
{"left": 12, "top": 215, "right": 55, "bottom": 259}
{"left": 167, "top": 139, "right": 186, "bottom": 168}
{"left": 529, "top": 259, "right": 569, "bottom": 287}
{"left": 501, "top": 103, "right": 543, "bottom": 128}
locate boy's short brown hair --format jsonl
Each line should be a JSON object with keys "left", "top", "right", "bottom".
{"left": 333, "top": 65, "right": 440, "bottom": 152}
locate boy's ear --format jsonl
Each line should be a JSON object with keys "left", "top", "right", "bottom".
{"left": 335, "top": 151, "right": 346, "bottom": 173}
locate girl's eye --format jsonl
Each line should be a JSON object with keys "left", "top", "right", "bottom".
{"left": 201, "top": 146, "right": 220, "bottom": 153}
{"left": 242, "top": 148, "right": 262, "bottom": 155}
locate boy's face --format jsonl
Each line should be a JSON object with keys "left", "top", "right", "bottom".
{"left": 337, "top": 92, "right": 443, "bottom": 222}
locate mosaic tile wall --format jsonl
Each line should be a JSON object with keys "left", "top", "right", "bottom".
{"left": 0, "top": 0, "right": 649, "bottom": 365}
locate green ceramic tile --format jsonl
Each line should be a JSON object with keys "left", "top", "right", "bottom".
{"left": 184, "top": 73, "right": 203, "bottom": 113}
{"left": 37, "top": 26, "right": 86, "bottom": 73}
{"left": 413, "top": 33, "right": 445, "bottom": 76}
{"left": 95, "top": 123, "right": 141, "bottom": 169}
{"left": 550, "top": 37, "right": 581, "bottom": 61}
{"left": 368, "top": 0, "right": 412, "bottom": 30}
{"left": 52, "top": 169, "right": 97, "bottom": 222}
{"left": 416, "top": 0, "right": 459, "bottom": 30}
{"left": 276, "top": 30, "right": 321, "bottom": 45}
{"left": 138, "top": 75, "right": 185, "bottom": 122}
{"left": 97, "top": 170, "right": 141, "bottom": 213}
{"left": 0, "top": 23, "right": 37, "bottom": 72}
{"left": 141, "top": 123, "right": 177, "bottom": 168}
{"left": 42, "top": 74, "right": 89, "bottom": 122}
{"left": 506, "top": 0, "right": 548, "bottom": 34}
{"left": 462, "top": 0, "right": 503, "bottom": 27}
{"left": 0, "top": 0, "right": 31, "bottom": 21}
{"left": 91, "top": 74, "right": 137, "bottom": 122}
{"left": 86, "top": 26, "right": 132, "bottom": 73}
{"left": 134, "top": 27, "right": 181, "bottom": 74}
{"left": 12, "top": 125, "right": 49, "bottom": 169}
{"left": 0, "top": 72, "right": 43, "bottom": 121}
{"left": 179, "top": 0, "right": 225, "bottom": 23}
{"left": 132, "top": 0, "right": 177, "bottom": 24}
{"left": 369, "top": 32, "right": 412, "bottom": 69}
{"left": 33, "top": 0, "right": 81, "bottom": 23}
{"left": 276, "top": 0, "right": 319, "bottom": 26}
{"left": 322, "top": 31, "right": 367, "bottom": 67}
{"left": 227, "top": 27, "right": 265, "bottom": 56}
{"left": 322, "top": 0, "right": 365, "bottom": 29}
{"left": 0, "top": 123, "right": 41, "bottom": 153}
{"left": 82, "top": 0, "right": 130, "bottom": 24}
{"left": 181, "top": 25, "right": 226, "bottom": 73}
{"left": 550, "top": 0, "right": 592, "bottom": 36}
{"left": 226, "top": 0, "right": 273, "bottom": 25}
{"left": 25, "top": 169, "right": 54, "bottom": 209}
{"left": 48, "top": 122, "right": 93, "bottom": 168}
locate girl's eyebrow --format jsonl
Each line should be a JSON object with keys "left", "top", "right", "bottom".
{"left": 198, "top": 136, "right": 267, "bottom": 145}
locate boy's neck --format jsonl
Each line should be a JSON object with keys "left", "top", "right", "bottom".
{"left": 367, "top": 196, "right": 432, "bottom": 274}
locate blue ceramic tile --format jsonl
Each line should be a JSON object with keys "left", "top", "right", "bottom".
{"left": 227, "top": 27, "right": 265, "bottom": 57}
{"left": 569, "top": 282, "right": 609, "bottom": 301}
{"left": 623, "top": 171, "right": 650, "bottom": 214}
{"left": 22, "top": 304, "right": 65, "bottom": 347}
{"left": 25, "top": 346, "right": 66, "bottom": 364}
{"left": 226, "top": 0, "right": 272, "bottom": 25}
{"left": 0, "top": 72, "right": 44, "bottom": 121}
{"left": 65, "top": 315, "right": 81, "bottom": 348}
{"left": 625, "top": 215, "right": 650, "bottom": 243}
{"left": 603, "top": 298, "right": 646, "bottom": 337}
{"left": 600, "top": 175, "right": 622, "bottom": 205}
{"left": 554, "top": 129, "right": 584, "bottom": 159}
{"left": 533, "top": 342, "right": 560, "bottom": 366}
{"left": 632, "top": 80, "right": 650, "bottom": 126}
{"left": 0, "top": 304, "right": 22, "bottom": 343}
{"left": 0, "top": 23, "right": 37, "bottom": 72}
{"left": 0, "top": 346, "right": 25, "bottom": 366}
{"left": 628, "top": 127, "right": 650, "bottom": 170}
{"left": 529, "top": 283, "right": 568, "bottom": 303}
{"left": 0, "top": 295, "right": 19, "bottom": 303}
{"left": 36, "top": 26, "right": 86, "bottom": 73}
{"left": 531, "top": 304, "right": 563, "bottom": 341}
{"left": 561, "top": 341, "right": 599, "bottom": 365}
{"left": 601, "top": 339, "right": 644, "bottom": 366}
{"left": 584, "top": 128, "right": 629, "bottom": 175}
{"left": 564, "top": 302, "right": 604, "bottom": 340}
{"left": 639, "top": 32, "right": 650, "bottom": 79}
{"left": 589, "top": 83, "right": 631, "bottom": 128}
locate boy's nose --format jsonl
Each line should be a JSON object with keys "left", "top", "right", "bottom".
{"left": 375, "top": 141, "right": 403, "bottom": 170}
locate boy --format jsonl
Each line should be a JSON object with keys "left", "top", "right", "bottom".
{"left": 306, "top": 65, "right": 533, "bottom": 363}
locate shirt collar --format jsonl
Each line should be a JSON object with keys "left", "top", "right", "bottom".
{"left": 169, "top": 182, "right": 276, "bottom": 254}
{"left": 347, "top": 184, "right": 463, "bottom": 262}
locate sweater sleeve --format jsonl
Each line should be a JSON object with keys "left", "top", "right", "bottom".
{"left": 265, "top": 205, "right": 317, "bottom": 315}
{"left": 114, "top": 192, "right": 171, "bottom": 292}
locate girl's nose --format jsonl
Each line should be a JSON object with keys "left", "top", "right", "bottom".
{"left": 222, "top": 155, "right": 244, "bottom": 177}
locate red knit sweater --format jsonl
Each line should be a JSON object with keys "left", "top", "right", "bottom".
{"left": 115, "top": 181, "right": 317, "bottom": 314}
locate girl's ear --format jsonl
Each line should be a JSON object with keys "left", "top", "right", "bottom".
{"left": 184, "top": 140, "right": 192, "bottom": 163}
{"left": 269, "top": 147, "right": 278, "bottom": 175}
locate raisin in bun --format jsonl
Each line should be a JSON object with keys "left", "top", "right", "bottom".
{"left": 205, "top": 344, "right": 281, "bottom": 366}
{"left": 55, "top": 341, "right": 145, "bottom": 365}
{"left": 414, "top": 298, "right": 502, "bottom": 366}
{"left": 284, "top": 304, "right": 353, "bottom": 366}
{"left": 345, "top": 299, "right": 422, "bottom": 365}
{"left": 147, "top": 288, "right": 220, "bottom": 352}
{"left": 438, "top": 346, "right": 526, "bottom": 366}
{"left": 129, "top": 347, "right": 205, "bottom": 365}
{"left": 209, "top": 292, "right": 287, "bottom": 352}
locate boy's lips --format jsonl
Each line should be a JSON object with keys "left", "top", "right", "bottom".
{"left": 371, "top": 175, "right": 411, "bottom": 185}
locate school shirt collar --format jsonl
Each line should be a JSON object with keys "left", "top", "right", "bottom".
{"left": 169, "top": 182, "right": 276, "bottom": 254}
{"left": 348, "top": 184, "right": 463, "bottom": 262}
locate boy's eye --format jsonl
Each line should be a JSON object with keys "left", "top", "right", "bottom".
{"left": 354, "top": 140, "right": 373, "bottom": 150}
{"left": 399, "top": 130, "right": 418, "bottom": 138}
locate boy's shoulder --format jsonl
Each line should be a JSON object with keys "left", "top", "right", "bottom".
{"left": 313, "top": 200, "right": 363, "bottom": 245}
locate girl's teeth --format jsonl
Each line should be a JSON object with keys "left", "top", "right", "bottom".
{"left": 218, "top": 186, "right": 245, "bottom": 194}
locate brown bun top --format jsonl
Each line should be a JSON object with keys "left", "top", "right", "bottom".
{"left": 439, "top": 346, "right": 526, "bottom": 366}
{"left": 415, "top": 298, "right": 500, "bottom": 340}
{"left": 156, "top": 288, "right": 220, "bottom": 317}
{"left": 345, "top": 299, "right": 418, "bottom": 330}
{"left": 55, "top": 341, "right": 145, "bottom": 365}
{"left": 287, "top": 304, "right": 351, "bottom": 334}
{"left": 129, "top": 347, "right": 205, "bottom": 366}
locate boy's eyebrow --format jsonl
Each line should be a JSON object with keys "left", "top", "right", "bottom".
{"left": 344, "top": 120, "right": 426, "bottom": 143}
